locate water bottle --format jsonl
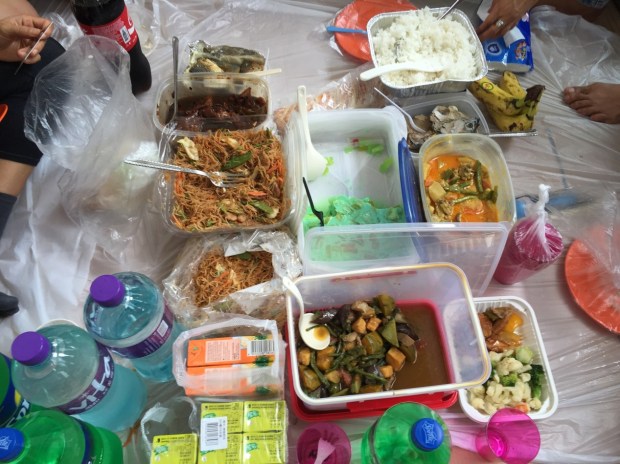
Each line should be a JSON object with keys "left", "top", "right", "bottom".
{"left": 84, "top": 272, "right": 180, "bottom": 383}
{"left": 0, "top": 355, "right": 42, "bottom": 428}
{"left": 0, "top": 409, "right": 122, "bottom": 463}
{"left": 10, "top": 324, "right": 147, "bottom": 433}
{"left": 70, "top": 0, "right": 152, "bottom": 95}
{"left": 360, "top": 402, "right": 451, "bottom": 464}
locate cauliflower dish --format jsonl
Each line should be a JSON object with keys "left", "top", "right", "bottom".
{"left": 468, "top": 306, "right": 546, "bottom": 415}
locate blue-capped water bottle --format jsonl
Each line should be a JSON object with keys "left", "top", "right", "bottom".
{"left": 84, "top": 272, "right": 181, "bottom": 383}
{"left": 361, "top": 402, "right": 451, "bottom": 464}
{"left": 10, "top": 324, "right": 146, "bottom": 433}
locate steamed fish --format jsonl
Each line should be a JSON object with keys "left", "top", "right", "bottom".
{"left": 185, "top": 41, "right": 266, "bottom": 73}
{"left": 408, "top": 105, "right": 480, "bottom": 151}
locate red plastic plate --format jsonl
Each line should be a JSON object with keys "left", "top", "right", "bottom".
{"left": 333, "top": 0, "right": 417, "bottom": 62}
{"left": 565, "top": 237, "right": 620, "bottom": 334}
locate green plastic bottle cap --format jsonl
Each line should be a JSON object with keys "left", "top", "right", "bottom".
{"left": 411, "top": 418, "right": 444, "bottom": 451}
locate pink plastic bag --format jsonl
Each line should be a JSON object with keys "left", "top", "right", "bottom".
{"left": 494, "top": 184, "right": 564, "bottom": 285}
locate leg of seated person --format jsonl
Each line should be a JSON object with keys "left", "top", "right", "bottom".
{"left": 563, "top": 83, "right": 620, "bottom": 124}
{"left": 0, "top": 187, "right": 19, "bottom": 316}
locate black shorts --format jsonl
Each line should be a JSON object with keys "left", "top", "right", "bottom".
{"left": 0, "top": 38, "right": 65, "bottom": 166}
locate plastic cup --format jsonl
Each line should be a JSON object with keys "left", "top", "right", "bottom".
{"left": 296, "top": 422, "right": 351, "bottom": 464}
{"left": 475, "top": 408, "right": 540, "bottom": 464}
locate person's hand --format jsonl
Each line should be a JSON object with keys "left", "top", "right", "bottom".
{"left": 477, "top": 0, "right": 538, "bottom": 42}
{"left": 0, "top": 15, "right": 53, "bottom": 63}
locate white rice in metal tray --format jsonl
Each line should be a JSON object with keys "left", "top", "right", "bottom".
{"left": 371, "top": 8, "right": 479, "bottom": 87}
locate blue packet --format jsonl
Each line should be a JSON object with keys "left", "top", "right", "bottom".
{"left": 477, "top": 0, "right": 534, "bottom": 73}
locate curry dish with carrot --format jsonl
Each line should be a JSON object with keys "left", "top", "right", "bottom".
{"left": 423, "top": 154, "right": 498, "bottom": 222}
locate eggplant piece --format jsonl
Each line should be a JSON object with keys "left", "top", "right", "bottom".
{"left": 396, "top": 322, "right": 419, "bottom": 341}
{"left": 364, "top": 365, "right": 383, "bottom": 385}
{"left": 337, "top": 304, "right": 354, "bottom": 327}
{"left": 362, "top": 332, "right": 384, "bottom": 355}
{"left": 307, "top": 385, "right": 327, "bottom": 398}
{"left": 398, "top": 341, "right": 418, "bottom": 364}
{"left": 312, "top": 309, "right": 338, "bottom": 324}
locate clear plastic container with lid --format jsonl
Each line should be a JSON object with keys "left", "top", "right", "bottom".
{"left": 84, "top": 272, "right": 181, "bottom": 382}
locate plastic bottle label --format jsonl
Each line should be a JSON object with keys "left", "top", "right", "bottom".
{"left": 77, "top": 421, "right": 94, "bottom": 464}
{"left": 111, "top": 304, "right": 175, "bottom": 359}
{"left": 57, "top": 343, "right": 115, "bottom": 415}
{"left": 76, "top": 5, "right": 138, "bottom": 51}
{"left": 0, "top": 355, "right": 32, "bottom": 427}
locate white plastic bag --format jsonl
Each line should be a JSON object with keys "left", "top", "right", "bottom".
{"left": 24, "top": 35, "right": 158, "bottom": 256}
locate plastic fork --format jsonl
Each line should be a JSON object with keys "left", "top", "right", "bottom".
{"left": 374, "top": 87, "right": 426, "bottom": 133}
{"left": 123, "top": 159, "right": 245, "bottom": 188}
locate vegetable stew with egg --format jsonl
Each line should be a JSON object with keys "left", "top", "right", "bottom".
{"left": 297, "top": 294, "right": 450, "bottom": 399}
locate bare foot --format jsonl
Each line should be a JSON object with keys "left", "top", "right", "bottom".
{"left": 563, "top": 83, "right": 620, "bottom": 124}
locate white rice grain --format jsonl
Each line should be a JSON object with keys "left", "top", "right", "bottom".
{"left": 371, "top": 8, "right": 479, "bottom": 87}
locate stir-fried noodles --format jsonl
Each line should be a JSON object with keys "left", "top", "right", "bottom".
{"left": 170, "top": 129, "right": 286, "bottom": 231}
{"left": 192, "top": 247, "right": 274, "bottom": 307}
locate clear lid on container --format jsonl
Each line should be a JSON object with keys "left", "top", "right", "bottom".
{"left": 302, "top": 222, "right": 508, "bottom": 297}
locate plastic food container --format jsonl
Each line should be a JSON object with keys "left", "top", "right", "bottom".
{"left": 401, "top": 93, "right": 491, "bottom": 153}
{"left": 367, "top": 9, "right": 488, "bottom": 98}
{"left": 157, "top": 124, "right": 301, "bottom": 237}
{"left": 417, "top": 133, "right": 516, "bottom": 225}
{"left": 153, "top": 72, "right": 271, "bottom": 134}
{"left": 302, "top": 222, "right": 507, "bottom": 297}
{"left": 286, "top": 264, "right": 491, "bottom": 412}
{"left": 295, "top": 106, "right": 408, "bottom": 259}
{"left": 459, "top": 296, "right": 558, "bottom": 422}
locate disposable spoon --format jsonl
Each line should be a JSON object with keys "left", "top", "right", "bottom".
{"left": 360, "top": 61, "right": 445, "bottom": 81}
{"left": 282, "top": 277, "right": 330, "bottom": 351}
{"left": 297, "top": 85, "right": 327, "bottom": 181}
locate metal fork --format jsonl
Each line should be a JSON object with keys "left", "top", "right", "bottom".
{"left": 124, "top": 159, "right": 245, "bottom": 188}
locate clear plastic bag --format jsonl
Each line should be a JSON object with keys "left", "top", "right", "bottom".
{"left": 493, "top": 184, "right": 564, "bottom": 284}
{"left": 172, "top": 315, "right": 285, "bottom": 401}
{"left": 163, "top": 230, "right": 302, "bottom": 330}
{"left": 23, "top": 36, "right": 159, "bottom": 256}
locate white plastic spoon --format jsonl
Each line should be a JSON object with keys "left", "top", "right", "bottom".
{"left": 360, "top": 61, "right": 445, "bottom": 81}
{"left": 282, "top": 277, "right": 330, "bottom": 351}
{"left": 297, "top": 85, "right": 327, "bottom": 181}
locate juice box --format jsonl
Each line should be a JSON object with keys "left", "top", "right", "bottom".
{"left": 199, "top": 431, "right": 243, "bottom": 463}
{"left": 242, "top": 401, "right": 286, "bottom": 433}
{"left": 242, "top": 432, "right": 286, "bottom": 464}
{"left": 187, "top": 335, "right": 275, "bottom": 368}
{"left": 200, "top": 402, "right": 244, "bottom": 435}
{"left": 150, "top": 433, "right": 198, "bottom": 464}
{"left": 186, "top": 364, "right": 280, "bottom": 398}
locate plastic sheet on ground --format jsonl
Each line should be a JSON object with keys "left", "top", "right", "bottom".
{"left": 1, "top": 1, "right": 619, "bottom": 463}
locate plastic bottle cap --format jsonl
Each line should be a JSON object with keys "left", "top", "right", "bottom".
{"left": 11, "top": 332, "right": 51, "bottom": 366}
{"left": 0, "top": 428, "right": 25, "bottom": 461}
{"left": 90, "top": 274, "right": 126, "bottom": 307}
{"left": 411, "top": 418, "right": 444, "bottom": 452}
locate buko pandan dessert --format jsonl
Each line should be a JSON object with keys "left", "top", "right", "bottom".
{"left": 303, "top": 195, "right": 405, "bottom": 233}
